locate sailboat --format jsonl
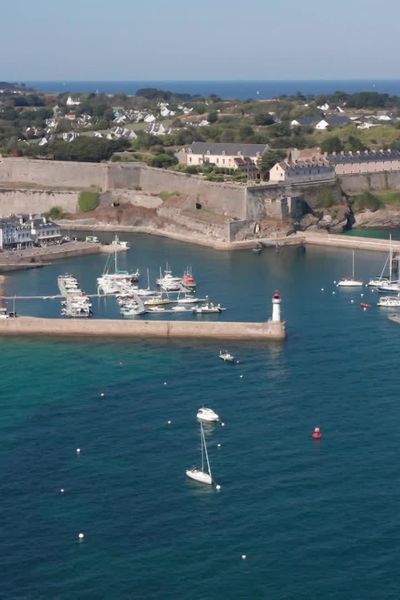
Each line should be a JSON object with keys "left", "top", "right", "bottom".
{"left": 368, "top": 235, "right": 394, "bottom": 287}
{"left": 186, "top": 421, "right": 213, "bottom": 485}
{"left": 97, "top": 251, "right": 140, "bottom": 294}
{"left": 336, "top": 251, "right": 363, "bottom": 287}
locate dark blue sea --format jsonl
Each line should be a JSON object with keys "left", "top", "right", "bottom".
{"left": 22, "top": 80, "right": 400, "bottom": 100}
{"left": 2, "top": 232, "right": 400, "bottom": 599}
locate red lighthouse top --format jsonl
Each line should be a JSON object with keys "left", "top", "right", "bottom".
{"left": 273, "top": 291, "right": 281, "bottom": 300}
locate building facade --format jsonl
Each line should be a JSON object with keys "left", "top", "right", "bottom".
{"left": 180, "top": 142, "right": 268, "bottom": 170}
{"left": 269, "top": 159, "right": 336, "bottom": 184}
{"left": 327, "top": 150, "right": 400, "bottom": 175}
{"left": 0, "top": 214, "right": 61, "bottom": 249}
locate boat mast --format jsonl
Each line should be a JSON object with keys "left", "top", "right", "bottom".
{"left": 201, "top": 422, "right": 212, "bottom": 479}
{"left": 352, "top": 250, "right": 355, "bottom": 279}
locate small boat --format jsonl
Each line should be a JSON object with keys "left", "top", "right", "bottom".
{"left": 252, "top": 243, "right": 263, "bottom": 255}
{"left": 157, "top": 265, "right": 182, "bottom": 291}
{"left": 144, "top": 297, "right": 171, "bottom": 307}
{"left": 110, "top": 234, "right": 129, "bottom": 250}
{"left": 197, "top": 407, "right": 219, "bottom": 422}
{"left": 193, "top": 302, "right": 225, "bottom": 314}
{"left": 0, "top": 307, "right": 10, "bottom": 319}
{"left": 186, "top": 421, "right": 213, "bottom": 485}
{"left": 176, "top": 294, "right": 205, "bottom": 304}
{"left": 147, "top": 306, "right": 166, "bottom": 312}
{"left": 219, "top": 350, "right": 235, "bottom": 363}
{"left": 337, "top": 251, "right": 363, "bottom": 287}
{"left": 360, "top": 302, "right": 371, "bottom": 309}
{"left": 171, "top": 305, "right": 190, "bottom": 312}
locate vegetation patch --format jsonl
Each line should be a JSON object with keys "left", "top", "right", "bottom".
{"left": 316, "top": 189, "right": 335, "bottom": 208}
{"left": 349, "top": 192, "right": 383, "bottom": 212}
{"left": 159, "top": 191, "right": 181, "bottom": 201}
{"left": 78, "top": 191, "right": 100, "bottom": 212}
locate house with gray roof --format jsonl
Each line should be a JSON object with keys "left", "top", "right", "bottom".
{"left": 327, "top": 149, "right": 400, "bottom": 175}
{"left": 180, "top": 142, "right": 268, "bottom": 170}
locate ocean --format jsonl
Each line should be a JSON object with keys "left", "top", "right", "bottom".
{"left": 22, "top": 80, "right": 400, "bottom": 100}
{"left": 1, "top": 232, "right": 400, "bottom": 599}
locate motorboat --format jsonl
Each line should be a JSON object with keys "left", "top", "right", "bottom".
{"left": 144, "top": 297, "right": 171, "bottom": 307}
{"left": 219, "top": 350, "right": 235, "bottom": 363}
{"left": 97, "top": 252, "right": 139, "bottom": 295}
{"left": 196, "top": 407, "right": 219, "bottom": 422}
{"left": 377, "top": 281, "right": 400, "bottom": 293}
{"left": 193, "top": 302, "right": 225, "bottom": 314}
{"left": 171, "top": 305, "right": 190, "bottom": 312}
{"left": 110, "top": 235, "right": 129, "bottom": 250}
{"left": 377, "top": 295, "right": 400, "bottom": 307}
{"left": 147, "top": 306, "right": 166, "bottom": 312}
{"left": 186, "top": 422, "right": 213, "bottom": 485}
{"left": 336, "top": 251, "right": 363, "bottom": 287}
{"left": 120, "top": 303, "right": 147, "bottom": 316}
{"left": 157, "top": 265, "right": 181, "bottom": 291}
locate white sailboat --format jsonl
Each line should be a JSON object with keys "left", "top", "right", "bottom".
{"left": 337, "top": 251, "right": 363, "bottom": 287}
{"left": 186, "top": 422, "right": 213, "bottom": 485}
{"left": 368, "top": 235, "right": 393, "bottom": 287}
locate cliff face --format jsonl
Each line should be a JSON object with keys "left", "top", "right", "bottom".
{"left": 353, "top": 207, "right": 400, "bottom": 228}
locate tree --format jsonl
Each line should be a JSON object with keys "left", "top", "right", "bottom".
{"left": 345, "top": 135, "right": 366, "bottom": 152}
{"left": 320, "top": 136, "right": 343, "bottom": 154}
{"left": 150, "top": 152, "right": 178, "bottom": 168}
{"left": 257, "top": 149, "right": 286, "bottom": 178}
{"left": 254, "top": 113, "right": 275, "bottom": 126}
{"left": 207, "top": 111, "right": 218, "bottom": 124}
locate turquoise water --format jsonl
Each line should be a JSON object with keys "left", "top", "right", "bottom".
{"left": 2, "top": 235, "right": 400, "bottom": 599}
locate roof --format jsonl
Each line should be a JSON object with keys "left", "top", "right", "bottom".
{"left": 189, "top": 142, "right": 268, "bottom": 156}
{"left": 291, "top": 115, "right": 321, "bottom": 127}
{"left": 324, "top": 115, "right": 351, "bottom": 127}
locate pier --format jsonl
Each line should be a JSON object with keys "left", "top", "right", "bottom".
{"left": 0, "top": 316, "right": 286, "bottom": 341}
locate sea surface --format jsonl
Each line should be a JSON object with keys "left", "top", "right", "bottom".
{"left": 2, "top": 232, "right": 400, "bottom": 599}
{"left": 22, "top": 80, "right": 400, "bottom": 100}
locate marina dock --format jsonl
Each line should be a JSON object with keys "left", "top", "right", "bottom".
{"left": 0, "top": 316, "right": 286, "bottom": 341}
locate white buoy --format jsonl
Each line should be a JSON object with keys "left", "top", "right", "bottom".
{"left": 221, "top": 422, "right": 225, "bottom": 427}
{"left": 78, "top": 532, "right": 85, "bottom": 541}
{"left": 351, "top": 299, "right": 354, "bottom": 304}
{"left": 333, "top": 280, "right": 337, "bottom": 284}
{"left": 60, "top": 488, "right": 65, "bottom": 494}
{"left": 100, "top": 392, "right": 104, "bottom": 397}
{"left": 240, "top": 374, "right": 243, "bottom": 379}
{"left": 363, "top": 307, "right": 367, "bottom": 311}
{"left": 163, "top": 382, "right": 167, "bottom": 386}
{"left": 241, "top": 554, "right": 247, "bottom": 560}
{"left": 167, "top": 420, "right": 171, "bottom": 425}
{"left": 361, "top": 293, "right": 364, "bottom": 298}
{"left": 332, "top": 291, "right": 336, "bottom": 295}
{"left": 215, "top": 484, "right": 221, "bottom": 491}
{"left": 217, "top": 443, "right": 221, "bottom": 448}
{"left": 76, "top": 448, "right": 81, "bottom": 454}
{"left": 236, "top": 360, "right": 240, "bottom": 364}
{"left": 321, "top": 288, "right": 324, "bottom": 292}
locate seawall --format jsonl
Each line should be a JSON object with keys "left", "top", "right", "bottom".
{"left": 301, "top": 231, "right": 400, "bottom": 253}
{"left": 0, "top": 316, "right": 286, "bottom": 341}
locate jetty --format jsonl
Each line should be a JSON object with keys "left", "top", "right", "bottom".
{"left": 0, "top": 292, "right": 286, "bottom": 342}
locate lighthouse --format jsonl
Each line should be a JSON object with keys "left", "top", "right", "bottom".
{"left": 272, "top": 291, "right": 281, "bottom": 322}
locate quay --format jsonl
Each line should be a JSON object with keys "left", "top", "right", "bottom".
{"left": 0, "top": 240, "right": 126, "bottom": 272}
{"left": 300, "top": 232, "right": 400, "bottom": 253}
{"left": 0, "top": 316, "right": 286, "bottom": 341}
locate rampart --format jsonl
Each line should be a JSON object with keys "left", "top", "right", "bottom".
{"left": 0, "top": 189, "right": 79, "bottom": 216}
{"left": 339, "top": 171, "right": 400, "bottom": 193}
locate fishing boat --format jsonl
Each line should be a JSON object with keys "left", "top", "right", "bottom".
{"left": 219, "top": 350, "right": 235, "bottom": 363}
{"left": 336, "top": 251, "right": 363, "bottom": 287}
{"left": 144, "top": 297, "right": 171, "bottom": 307}
{"left": 197, "top": 407, "right": 219, "bottom": 422}
{"left": 181, "top": 268, "right": 197, "bottom": 289}
{"left": 377, "top": 295, "right": 400, "bottom": 307}
{"left": 193, "top": 302, "right": 225, "bottom": 314}
{"left": 110, "top": 234, "right": 129, "bottom": 250}
{"left": 186, "top": 421, "right": 213, "bottom": 485}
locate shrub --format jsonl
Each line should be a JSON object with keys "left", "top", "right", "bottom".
{"left": 48, "top": 206, "right": 65, "bottom": 219}
{"left": 78, "top": 191, "right": 100, "bottom": 212}
{"left": 150, "top": 153, "right": 178, "bottom": 168}
{"left": 185, "top": 165, "right": 199, "bottom": 174}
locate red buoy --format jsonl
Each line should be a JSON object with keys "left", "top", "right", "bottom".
{"left": 312, "top": 427, "right": 322, "bottom": 440}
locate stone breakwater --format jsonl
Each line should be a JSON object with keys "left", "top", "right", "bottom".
{"left": 0, "top": 317, "right": 286, "bottom": 342}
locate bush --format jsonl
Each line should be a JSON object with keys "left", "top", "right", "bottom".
{"left": 150, "top": 153, "right": 178, "bottom": 168}
{"left": 159, "top": 191, "right": 181, "bottom": 201}
{"left": 185, "top": 165, "right": 199, "bottom": 174}
{"left": 350, "top": 192, "right": 383, "bottom": 212}
{"left": 78, "top": 191, "right": 100, "bottom": 212}
{"left": 48, "top": 206, "right": 65, "bottom": 219}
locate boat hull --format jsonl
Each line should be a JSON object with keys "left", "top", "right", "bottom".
{"left": 186, "top": 469, "right": 212, "bottom": 485}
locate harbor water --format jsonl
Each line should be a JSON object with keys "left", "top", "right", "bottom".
{"left": 2, "top": 233, "right": 400, "bottom": 599}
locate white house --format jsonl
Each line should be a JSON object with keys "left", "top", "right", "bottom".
{"left": 182, "top": 142, "right": 268, "bottom": 169}
{"left": 66, "top": 96, "right": 81, "bottom": 107}
{"left": 269, "top": 159, "right": 335, "bottom": 183}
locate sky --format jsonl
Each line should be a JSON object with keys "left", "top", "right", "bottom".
{"left": 1, "top": 0, "right": 400, "bottom": 81}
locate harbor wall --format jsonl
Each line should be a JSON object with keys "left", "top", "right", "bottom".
{"left": 0, "top": 189, "right": 79, "bottom": 216}
{"left": 301, "top": 231, "right": 400, "bottom": 253}
{"left": 0, "top": 316, "right": 286, "bottom": 341}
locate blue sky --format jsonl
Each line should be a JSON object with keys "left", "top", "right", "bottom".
{"left": 2, "top": 0, "right": 400, "bottom": 80}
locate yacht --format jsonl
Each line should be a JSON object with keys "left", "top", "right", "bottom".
{"left": 186, "top": 422, "right": 213, "bottom": 485}
{"left": 377, "top": 295, "right": 400, "bottom": 308}
{"left": 336, "top": 251, "right": 363, "bottom": 287}
{"left": 157, "top": 265, "right": 182, "bottom": 291}
{"left": 197, "top": 407, "right": 219, "bottom": 422}
{"left": 181, "top": 268, "right": 197, "bottom": 289}
{"left": 176, "top": 294, "right": 205, "bottom": 304}
{"left": 377, "top": 281, "right": 400, "bottom": 293}
{"left": 368, "top": 235, "right": 396, "bottom": 287}
{"left": 97, "top": 252, "right": 139, "bottom": 295}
